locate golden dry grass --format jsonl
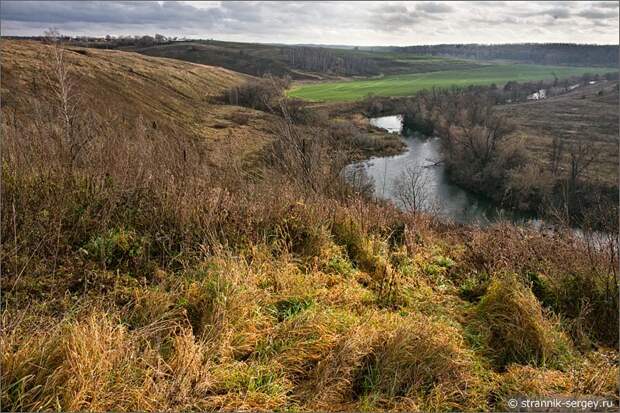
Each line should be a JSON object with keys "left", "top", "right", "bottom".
{"left": 0, "top": 40, "right": 277, "bottom": 167}
{"left": 4, "top": 227, "right": 617, "bottom": 412}
{"left": 474, "top": 276, "right": 574, "bottom": 369}
{"left": 1, "top": 40, "right": 618, "bottom": 413}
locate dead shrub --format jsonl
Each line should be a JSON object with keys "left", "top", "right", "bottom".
{"left": 219, "top": 75, "right": 288, "bottom": 112}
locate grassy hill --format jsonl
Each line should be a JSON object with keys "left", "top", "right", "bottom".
{"left": 1, "top": 40, "right": 618, "bottom": 412}
{"left": 121, "top": 40, "right": 483, "bottom": 80}
{"left": 289, "top": 64, "right": 618, "bottom": 102}
{"left": 1, "top": 40, "right": 278, "bottom": 166}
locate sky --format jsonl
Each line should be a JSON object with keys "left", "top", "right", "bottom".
{"left": 1, "top": 1, "right": 618, "bottom": 46}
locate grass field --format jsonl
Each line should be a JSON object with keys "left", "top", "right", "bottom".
{"left": 289, "top": 64, "right": 617, "bottom": 101}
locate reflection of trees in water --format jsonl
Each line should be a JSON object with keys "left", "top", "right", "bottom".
{"left": 391, "top": 166, "right": 438, "bottom": 216}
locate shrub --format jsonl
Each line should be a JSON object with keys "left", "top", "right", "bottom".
{"left": 82, "top": 227, "right": 149, "bottom": 269}
{"left": 324, "top": 254, "right": 355, "bottom": 277}
{"left": 219, "top": 75, "right": 288, "bottom": 112}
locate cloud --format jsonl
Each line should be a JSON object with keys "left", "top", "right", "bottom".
{"left": 0, "top": 1, "right": 222, "bottom": 26}
{"left": 0, "top": 1, "right": 617, "bottom": 45}
{"left": 415, "top": 2, "right": 454, "bottom": 14}
{"left": 370, "top": 4, "right": 425, "bottom": 31}
{"left": 577, "top": 8, "right": 619, "bottom": 20}
{"left": 516, "top": 4, "right": 574, "bottom": 20}
{"left": 592, "top": 1, "right": 619, "bottom": 9}
{"left": 543, "top": 7, "right": 573, "bottom": 19}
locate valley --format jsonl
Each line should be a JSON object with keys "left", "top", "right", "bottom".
{"left": 1, "top": 31, "right": 618, "bottom": 413}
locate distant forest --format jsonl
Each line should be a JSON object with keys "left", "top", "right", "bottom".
{"left": 283, "top": 47, "right": 379, "bottom": 76}
{"left": 393, "top": 44, "right": 619, "bottom": 67}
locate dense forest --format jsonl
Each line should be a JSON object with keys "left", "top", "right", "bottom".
{"left": 394, "top": 43, "right": 619, "bottom": 67}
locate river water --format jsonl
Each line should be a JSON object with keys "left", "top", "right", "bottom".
{"left": 347, "top": 115, "right": 535, "bottom": 226}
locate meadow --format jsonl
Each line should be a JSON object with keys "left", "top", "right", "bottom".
{"left": 288, "top": 64, "right": 617, "bottom": 101}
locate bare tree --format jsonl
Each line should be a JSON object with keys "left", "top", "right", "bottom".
{"left": 391, "top": 166, "right": 433, "bottom": 215}
{"left": 568, "top": 141, "right": 596, "bottom": 190}
{"left": 44, "top": 28, "right": 89, "bottom": 166}
{"left": 549, "top": 135, "right": 564, "bottom": 176}
{"left": 452, "top": 97, "right": 515, "bottom": 167}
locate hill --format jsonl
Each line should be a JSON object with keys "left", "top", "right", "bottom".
{"left": 499, "top": 80, "right": 620, "bottom": 187}
{"left": 114, "top": 40, "right": 483, "bottom": 80}
{"left": 0, "top": 40, "right": 278, "bottom": 166}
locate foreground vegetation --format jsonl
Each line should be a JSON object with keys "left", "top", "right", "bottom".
{"left": 289, "top": 64, "right": 617, "bottom": 101}
{"left": 1, "top": 40, "right": 618, "bottom": 412}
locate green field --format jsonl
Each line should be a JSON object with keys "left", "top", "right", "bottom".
{"left": 288, "top": 64, "right": 617, "bottom": 102}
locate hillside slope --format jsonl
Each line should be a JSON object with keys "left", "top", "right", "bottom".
{"left": 1, "top": 40, "right": 277, "bottom": 164}
{"left": 120, "top": 40, "right": 482, "bottom": 80}
{"left": 499, "top": 81, "right": 619, "bottom": 187}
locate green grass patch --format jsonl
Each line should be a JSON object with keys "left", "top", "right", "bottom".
{"left": 289, "top": 64, "right": 617, "bottom": 102}
{"left": 268, "top": 297, "right": 314, "bottom": 321}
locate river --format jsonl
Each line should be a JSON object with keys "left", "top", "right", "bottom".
{"left": 347, "top": 115, "right": 537, "bottom": 226}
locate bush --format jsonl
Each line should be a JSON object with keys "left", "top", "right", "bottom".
{"left": 82, "top": 227, "right": 149, "bottom": 269}
{"left": 279, "top": 98, "right": 327, "bottom": 125}
{"left": 219, "top": 75, "right": 288, "bottom": 112}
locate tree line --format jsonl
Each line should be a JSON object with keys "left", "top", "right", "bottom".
{"left": 396, "top": 43, "right": 618, "bottom": 67}
{"left": 282, "top": 47, "right": 379, "bottom": 76}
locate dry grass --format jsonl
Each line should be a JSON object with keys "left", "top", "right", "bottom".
{"left": 499, "top": 81, "right": 619, "bottom": 187}
{"left": 474, "top": 276, "right": 573, "bottom": 369}
{"left": 351, "top": 314, "right": 489, "bottom": 412}
{"left": 1, "top": 40, "right": 618, "bottom": 412}
{"left": 495, "top": 350, "right": 619, "bottom": 410}
{"left": 0, "top": 40, "right": 276, "bottom": 169}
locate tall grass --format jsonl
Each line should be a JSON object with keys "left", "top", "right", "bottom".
{"left": 1, "top": 41, "right": 618, "bottom": 412}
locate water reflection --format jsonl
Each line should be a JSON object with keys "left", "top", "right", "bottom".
{"left": 349, "top": 115, "right": 534, "bottom": 226}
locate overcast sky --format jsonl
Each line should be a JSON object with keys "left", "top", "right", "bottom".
{"left": 1, "top": 1, "right": 618, "bottom": 45}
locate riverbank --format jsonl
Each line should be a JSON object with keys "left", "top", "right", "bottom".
{"left": 351, "top": 115, "right": 538, "bottom": 226}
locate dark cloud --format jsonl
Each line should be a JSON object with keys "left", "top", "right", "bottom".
{"left": 371, "top": 2, "right": 452, "bottom": 31}
{"left": 0, "top": 1, "right": 223, "bottom": 28}
{"left": 592, "top": 1, "right": 619, "bottom": 9}
{"left": 517, "top": 4, "right": 574, "bottom": 20}
{"left": 371, "top": 3, "right": 425, "bottom": 31}
{"left": 544, "top": 7, "right": 573, "bottom": 19}
{"left": 577, "top": 8, "right": 619, "bottom": 20}
{"left": 415, "top": 2, "right": 453, "bottom": 14}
